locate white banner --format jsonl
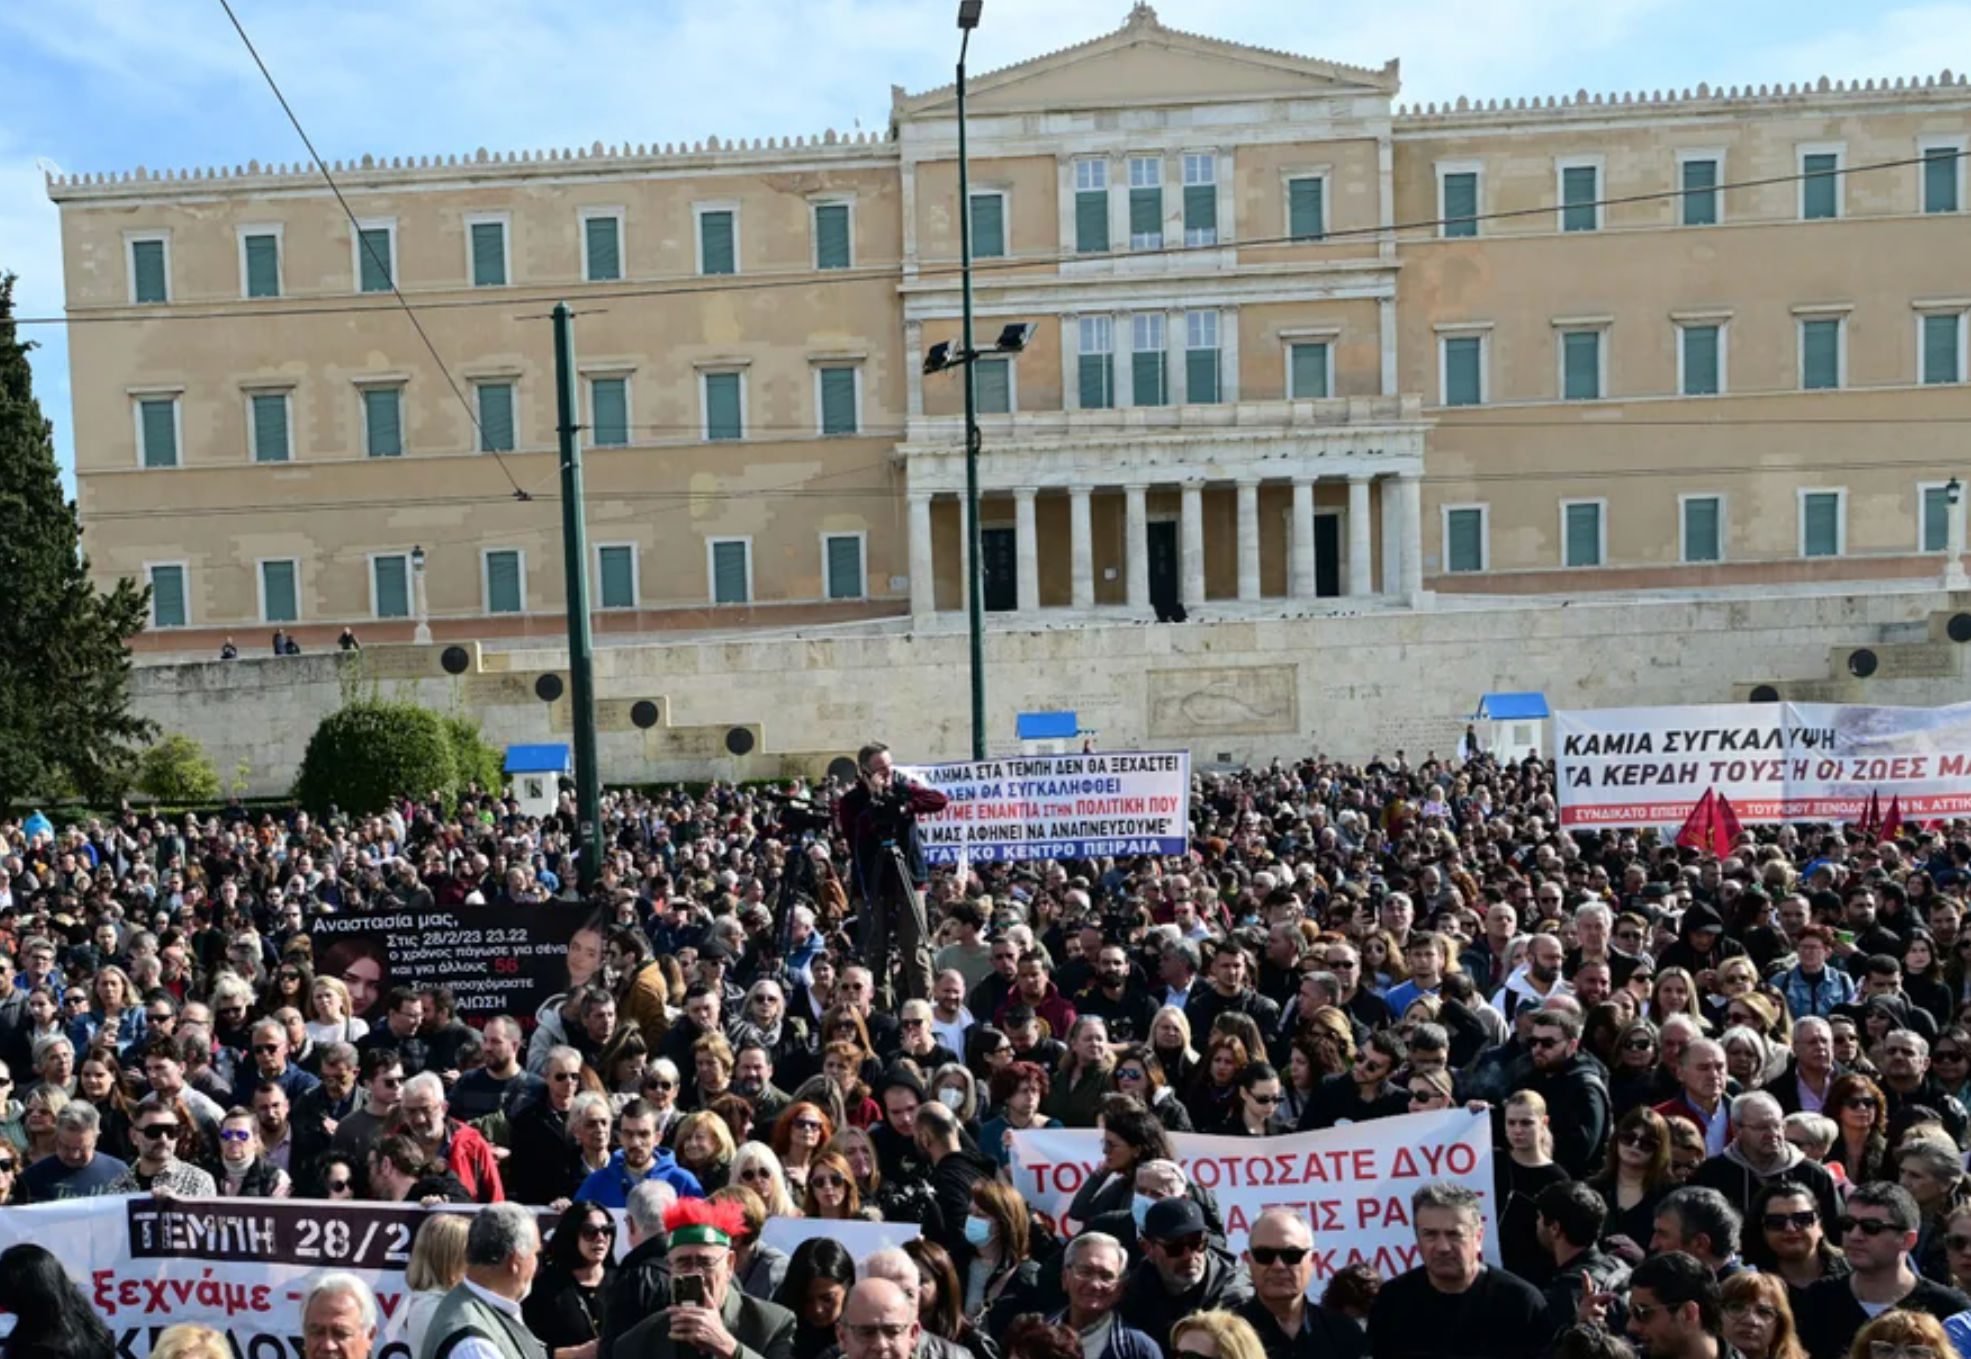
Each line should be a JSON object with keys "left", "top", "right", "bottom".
{"left": 898, "top": 751, "right": 1190, "bottom": 864}
{"left": 1008, "top": 1110, "right": 1497, "bottom": 1284}
{"left": 1555, "top": 700, "right": 1971, "bottom": 827}
{"left": 760, "top": 1216, "right": 918, "bottom": 1260}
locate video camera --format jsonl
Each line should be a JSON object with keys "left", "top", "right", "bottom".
{"left": 758, "top": 788, "right": 833, "bottom": 835}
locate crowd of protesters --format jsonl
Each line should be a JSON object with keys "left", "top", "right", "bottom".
{"left": 5, "top": 743, "right": 1971, "bottom": 1359}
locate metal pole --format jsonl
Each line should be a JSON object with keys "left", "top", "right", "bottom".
{"left": 958, "top": 36, "right": 986, "bottom": 761}
{"left": 552, "top": 302, "right": 605, "bottom": 889}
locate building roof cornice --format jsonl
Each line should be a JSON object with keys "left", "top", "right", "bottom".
{"left": 1395, "top": 68, "right": 1968, "bottom": 128}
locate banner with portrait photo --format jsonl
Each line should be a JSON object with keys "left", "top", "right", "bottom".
{"left": 310, "top": 903, "right": 598, "bottom": 1023}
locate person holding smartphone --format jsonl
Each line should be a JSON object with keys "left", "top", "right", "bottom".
{"left": 611, "top": 1198, "right": 796, "bottom": 1359}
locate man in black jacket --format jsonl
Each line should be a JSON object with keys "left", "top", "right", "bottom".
{"left": 1300, "top": 1031, "right": 1409, "bottom": 1131}
{"left": 1793, "top": 1182, "right": 1971, "bottom": 1359}
{"left": 915, "top": 1101, "right": 995, "bottom": 1262}
{"left": 1518, "top": 1010, "right": 1611, "bottom": 1177}
{"left": 1690, "top": 1092, "right": 1840, "bottom": 1229}
{"left": 1535, "top": 1182, "right": 1630, "bottom": 1335}
{"left": 1184, "top": 943, "right": 1282, "bottom": 1039}
{"left": 599, "top": 1180, "right": 676, "bottom": 1359}
{"left": 1118, "top": 1197, "right": 1252, "bottom": 1347}
{"left": 834, "top": 741, "right": 949, "bottom": 1008}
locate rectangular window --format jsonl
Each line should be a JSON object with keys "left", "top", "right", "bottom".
{"left": 139, "top": 397, "right": 179, "bottom": 468}
{"left": 1802, "top": 151, "right": 1841, "bottom": 219}
{"left": 149, "top": 564, "right": 187, "bottom": 629}
{"left": 704, "top": 371, "right": 743, "bottom": 441}
{"left": 250, "top": 391, "right": 291, "bottom": 463}
{"left": 1562, "top": 330, "right": 1603, "bottom": 400}
{"left": 363, "top": 386, "right": 403, "bottom": 458}
{"left": 1681, "top": 157, "right": 1719, "bottom": 225}
{"left": 1288, "top": 342, "right": 1330, "bottom": 399}
{"left": 477, "top": 382, "right": 516, "bottom": 452}
{"left": 1681, "top": 324, "right": 1721, "bottom": 396}
{"left": 1563, "top": 502, "right": 1604, "bottom": 567}
{"left": 1682, "top": 496, "right": 1723, "bottom": 563}
{"left": 1801, "top": 318, "right": 1842, "bottom": 390}
{"left": 1185, "top": 310, "right": 1221, "bottom": 405}
{"left": 1441, "top": 170, "right": 1478, "bottom": 238}
{"left": 1074, "top": 160, "right": 1110, "bottom": 254}
{"left": 1923, "top": 313, "right": 1964, "bottom": 385}
{"left": 711, "top": 540, "right": 751, "bottom": 605}
{"left": 1442, "top": 336, "right": 1483, "bottom": 406}
{"left": 1924, "top": 485, "right": 1954, "bottom": 553}
{"left": 597, "top": 545, "right": 636, "bottom": 610}
{"left": 1129, "top": 156, "right": 1163, "bottom": 250}
{"left": 1561, "top": 163, "right": 1600, "bottom": 232}
{"left": 583, "top": 212, "right": 622, "bottom": 282}
{"left": 242, "top": 232, "right": 281, "bottom": 298}
{"left": 260, "top": 559, "right": 298, "bottom": 623}
{"left": 590, "top": 376, "right": 630, "bottom": 447}
{"left": 824, "top": 534, "right": 865, "bottom": 601}
{"left": 1130, "top": 314, "right": 1166, "bottom": 408}
{"left": 819, "top": 366, "right": 858, "bottom": 435}
{"left": 974, "top": 356, "right": 1012, "bottom": 414}
{"left": 813, "top": 202, "right": 851, "bottom": 270}
{"left": 1288, "top": 175, "right": 1325, "bottom": 242}
{"left": 130, "top": 236, "right": 168, "bottom": 304}
{"left": 1445, "top": 508, "right": 1485, "bottom": 573}
{"left": 485, "top": 550, "right": 524, "bottom": 614}
{"left": 1078, "top": 316, "right": 1114, "bottom": 410}
{"left": 1925, "top": 145, "right": 1963, "bottom": 214}
{"left": 372, "top": 554, "right": 411, "bottom": 619}
{"left": 468, "top": 218, "right": 508, "bottom": 287}
{"left": 357, "top": 224, "right": 393, "bottom": 293}
{"left": 970, "top": 193, "right": 1006, "bottom": 258}
{"left": 1801, "top": 491, "right": 1844, "bottom": 557}
{"left": 1182, "top": 154, "right": 1217, "bottom": 246}
{"left": 699, "top": 209, "right": 736, "bottom": 276}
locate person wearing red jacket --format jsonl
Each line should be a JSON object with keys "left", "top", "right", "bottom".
{"left": 395, "top": 1070, "right": 504, "bottom": 1203}
{"left": 996, "top": 951, "right": 1078, "bottom": 1040}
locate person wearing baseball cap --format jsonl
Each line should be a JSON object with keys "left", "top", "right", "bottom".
{"left": 1117, "top": 1195, "right": 1251, "bottom": 1345}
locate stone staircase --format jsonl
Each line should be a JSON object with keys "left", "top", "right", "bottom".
{"left": 1733, "top": 607, "right": 1971, "bottom": 703}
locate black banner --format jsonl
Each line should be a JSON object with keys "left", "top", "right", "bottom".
{"left": 309, "top": 904, "right": 596, "bottom": 1023}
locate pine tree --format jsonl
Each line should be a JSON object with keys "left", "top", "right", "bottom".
{"left": 0, "top": 272, "right": 155, "bottom": 805}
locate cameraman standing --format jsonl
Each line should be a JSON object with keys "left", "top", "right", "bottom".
{"left": 835, "top": 741, "right": 948, "bottom": 1009}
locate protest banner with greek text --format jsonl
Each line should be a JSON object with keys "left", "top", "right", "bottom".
{"left": 310, "top": 902, "right": 593, "bottom": 1024}
{"left": 899, "top": 751, "right": 1190, "bottom": 864}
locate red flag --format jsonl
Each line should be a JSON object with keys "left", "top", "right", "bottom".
{"left": 1855, "top": 790, "right": 1881, "bottom": 843}
{"left": 1881, "top": 795, "right": 1904, "bottom": 844}
{"left": 1676, "top": 789, "right": 1718, "bottom": 854}
{"left": 1714, "top": 793, "right": 1745, "bottom": 858}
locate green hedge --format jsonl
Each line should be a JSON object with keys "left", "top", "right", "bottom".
{"left": 293, "top": 701, "right": 461, "bottom": 815}
{"left": 135, "top": 734, "right": 222, "bottom": 805}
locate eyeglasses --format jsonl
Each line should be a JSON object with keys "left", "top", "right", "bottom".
{"left": 1724, "top": 1302, "right": 1779, "bottom": 1323}
{"left": 579, "top": 1223, "right": 615, "bottom": 1241}
{"left": 1846, "top": 1096, "right": 1879, "bottom": 1111}
{"left": 0, "top": 1158, "right": 16, "bottom": 1173}
{"left": 1527, "top": 1035, "right": 1566, "bottom": 1051}
{"left": 1622, "top": 1037, "right": 1655, "bottom": 1051}
{"left": 135, "top": 1123, "right": 182, "bottom": 1140}
{"left": 1868, "top": 1346, "right": 1943, "bottom": 1359}
{"left": 1619, "top": 1131, "right": 1661, "bottom": 1152}
{"left": 1115, "top": 1069, "right": 1146, "bottom": 1083}
{"left": 1248, "top": 1092, "right": 1283, "bottom": 1106}
{"left": 550, "top": 1072, "right": 581, "bottom": 1083}
{"left": 1947, "top": 1234, "right": 1971, "bottom": 1253}
{"left": 1763, "top": 1210, "right": 1817, "bottom": 1231}
{"left": 252, "top": 1043, "right": 282, "bottom": 1055}
{"left": 1249, "top": 1246, "right": 1310, "bottom": 1266}
{"left": 739, "top": 1167, "right": 772, "bottom": 1181}
{"left": 1838, "top": 1216, "right": 1901, "bottom": 1238}
{"left": 647, "top": 1079, "right": 676, "bottom": 1090}
{"left": 219, "top": 1128, "right": 253, "bottom": 1144}
{"left": 1156, "top": 1234, "right": 1206, "bottom": 1257}
{"left": 325, "top": 1177, "right": 353, "bottom": 1193}
{"left": 809, "top": 1175, "right": 846, "bottom": 1190}
{"left": 1938, "top": 1050, "right": 1968, "bottom": 1062}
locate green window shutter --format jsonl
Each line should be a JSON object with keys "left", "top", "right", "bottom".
{"left": 705, "top": 373, "right": 743, "bottom": 440}
{"left": 1681, "top": 159, "right": 1718, "bottom": 225}
{"left": 1925, "top": 486, "right": 1953, "bottom": 552}
{"left": 374, "top": 556, "right": 410, "bottom": 618}
{"left": 1803, "top": 494, "right": 1841, "bottom": 557}
{"left": 1802, "top": 320, "right": 1841, "bottom": 390}
{"left": 1803, "top": 154, "right": 1839, "bottom": 219}
{"left": 1562, "top": 166, "right": 1599, "bottom": 231}
{"left": 585, "top": 215, "right": 621, "bottom": 281}
{"left": 1926, "top": 147, "right": 1961, "bottom": 214}
{"left": 700, "top": 211, "right": 735, "bottom": 276}
{"left": 1446, "top": 509, "right": 1483, "bottom": 572}
{"left": 1563, "top": 331, "right": 1601, "bottom": 400}
{"left": 1186, "top": 347, "right": 1220, "bottom": 404}
{"left": 140, "top": 399, "right": 178, "bottom": 467}
{"left": 131, "top": 239, "right": 167, "bottom": 303}
{"left": 1131, "top": 351, "right": 1165, "bottom": 407}
{"left": 1184, "top": 183, "right": 1216, "bottom": 241}
{"left": 591, "top": 377, "right": 629, "bottom": 446}
{"left": 1078, "top": 354, "right": 1112, "bottom": 410}
{"left": 244, "top": 234, "right": 280, "bottom": 298}
{"left": 1289, "top": 178, "right": 1326, "bottom": 241}
{"left": 1682, "top": 325, "right": 1720, "bottom": 395}
{"left": 820, "top": 367, "right": 858, "bottom": 435}
{"left": 814, "top": 204, "right": 851, "bottom": 270}
{"left": 364, "top": 388, "right": 402, "bottom": 457}
{"left": 151, "top": 566, "right": 187, "bottom": 628}
{"left": 1129, "top": 187, "right": 1161, "bottom": 244}
{"left": 477, "top": 383, "right": 515, "bottom": 452}
{"left": 262, "top": 561, "right": 298, "bottom": 622}
{"left": 970, "top": 195, "right": 1005, "bottom": 258}
{"left": 486, "top": 552, "right": 522, "bottom": 613}
{"left": 1564, "top": 503, "right": 1602, "bottom": 567}
{"left": 974, "top": 357, "right": 1011, "bottom": 414}
{"left": 251, "top": 392, "right": 290, "bottom": 463}
{"left": 358, "top": 228, "right": 392, "bottom": 292}
{"left": 470, "top": 222, "right": 506, "bottom": 287}
{"left": 598, "top": 546, "right": 635, "bottom": 609}
{"left": 825, "top": 536, "right": 864, "bottom": 600}
{"left": 1443, "top": 337, "right": 1482, "bottom": 406}
{"left": 1289, "top": 343, "right": 1329, "bottom": 399}
{"left": 1684, "top": 498, "right": 1721, "bottom": 562}
{"left": 712, "top": 542, "right": 749, "bottom": 603}
{"left": 1923, "top": 313, "right": 1961, "bottom": 385}
{"left": 1075, "top": 191, "right": 1109, "bottom": 253}
{"left": 1441, "top": 173, "right": 1478, "bottom": 238}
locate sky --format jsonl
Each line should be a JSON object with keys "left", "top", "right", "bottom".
{"left": 3, "top": 0, "right": 1968, "bottom": 491}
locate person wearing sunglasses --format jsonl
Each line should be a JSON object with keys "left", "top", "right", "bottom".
{"left": 1852, "top": 1308, "right": 1955, "bottom": 1359}
{"left": 1793, "top": 1183, "right": 1971, "bottom": 1359}
{"left": 1235, "top": 1208, "right": 1360, "bottom": 1359}
{"left": 1217, "top": 1061, "right": 1291, "bottom": 1137}
{"left": 1749, "top": 1183, "right": 1842, "bottom": 1291}
{"left": 108, "top": 1095, "right": 216, "bottom": 1197}
{"left": 525, "top": 1198, "right": 618, "bottom": 1359}
{"left": 211, "top": 1107, "right": 291, "bottom": 1198}
{"left": 1118, "top": 1196, "right": 1251, "bottom": 1348}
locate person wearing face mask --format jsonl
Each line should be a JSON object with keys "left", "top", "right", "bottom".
{"left": 913, "top": 1101, "right": 997, "bottom": 1261}
{"left": 955, "top": 1179, "right": 1045, "bottom": 1329}
{"left": 1080, "top": 1159, "right": 1200, "bottom": 1258}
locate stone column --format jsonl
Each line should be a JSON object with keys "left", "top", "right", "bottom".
{"left": 1290, "top": 478, "right": 1316, "bottom": 598}
{"left": 1397, "top": 473, "right": 1425, "bottom": 599}
{"left": 1125, "top": 483, "right": 1150, "bottom": 611}
{"left": 1069, "top": 487, "right": 1094, "bottom": 609}
{"left": 1180, "top": 483, "right": 1206, "bottom": 609}
{"left": 1013, "top": 487, "right": 1040, "bottom": 613}
{"left": 908, "top": 492, "right": 935, "bottom": 620}
{"left": 1236, "top": 479, "right": 1261, "bottom": 601}
{"left": 1381, "top": 478, "right": 1400, "bottom": 597}
{"left": 1347, "top": 475, "right": 1373, "bottom": 598}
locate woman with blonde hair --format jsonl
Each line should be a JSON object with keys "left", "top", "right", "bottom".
{"left": 1719, "top": 1263, "right": 1806, "bottom": 1359}
{"left": 404, "top": 1212, "right": 470, "bottom": 1355}
{"left": 1148, "top": 1005, "right": 1199, "bottom": 1093}
{"left": 305, "top": 975, "right": 369, "bottom": 1046}
{"left": 1848, "top": 1309, "right": 1951, "bottom": 1359}
{"left": 1650, "top": 968, "right": 1706, "bottom": 1028}
{"left": 731, "top": 1140, "right": 800, "bottom": 1218}
{"left": 1170, "top": 1310, "right": 1269, "bottom": 1359}
{"left": 674, "top": 1108, "right": 737, "bottom": 1193}
{"left": 150, "top": 1325, "right": 231, "bottom": 1359}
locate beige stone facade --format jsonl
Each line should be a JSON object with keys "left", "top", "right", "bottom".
{"left": 47, "top": 4, "right": 1971, "bottom": 655}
